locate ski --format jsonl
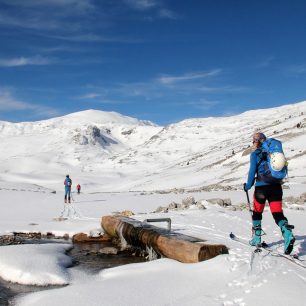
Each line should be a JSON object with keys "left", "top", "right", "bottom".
{"left": 229, "top": 232, "right": 263, "bottom": 253}
{"left": 229, "top": 232, "right": 306, "bottom": 269}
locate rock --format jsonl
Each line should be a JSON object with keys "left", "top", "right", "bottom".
{"left": 182, "top": 196, "right": 196, "bottom": 207}
{"left": 196, "top": 204, "right": 206, "bottom": 210}
{"left": 121, "top": 129, "right": 134, "bottom": 135}
{"left": 154, "top": 206, "right": 168, "bottom": 213}
{"left": 299, "top": 192, "right": 306, "bottom": 202}
{"left": 45, "top": 232, "right": 55, "bottom": 238}
{"left": 114, "top": 210, "right": 135, "bottom": 217}
{"left": 206, "top": 198, "right": 232, "bottom": 207}
{"left": 206, "top": 198, "right": 224, "bottom": 206}
{"left": 284, "top": 193, "right": 306, "bottom": 205}
{"left": 223, "top": 198, "right": 232, "bottom": 206}
{"left": 178, "top": 203, "right": 189, "bottom": 209}
{"left": 168, "top": 202, "right": 178, "bottom": 209}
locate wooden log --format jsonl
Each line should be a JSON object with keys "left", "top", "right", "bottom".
{"left": 101, "top": 215, "right": 228, "bottom": 263}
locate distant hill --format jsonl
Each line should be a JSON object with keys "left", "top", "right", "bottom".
{"left": 0, "top": 102, "right": 305, "bottom": 192}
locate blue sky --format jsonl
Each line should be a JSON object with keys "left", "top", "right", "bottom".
{"left": 0, "top": 0, "right": 306, "bottom": 125}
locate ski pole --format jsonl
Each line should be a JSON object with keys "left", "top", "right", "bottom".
{"left": 244, "top": 183, "right": 253, "bottom": 219}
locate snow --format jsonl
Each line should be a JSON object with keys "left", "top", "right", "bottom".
{"left": 0, "top": 183, "right": 305, "bottom": 306}
{"left": 0, "top": 102, "right": 305, "bottom": 305}
{"left": 0, "top": 101, "right": 305, "bottom": 192}
{"left": 0, "top": 244, "right": 72, "bottom": 286}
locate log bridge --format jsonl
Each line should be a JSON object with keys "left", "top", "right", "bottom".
{"left": 101, "top": 215, "right": 228, "bottom": 263}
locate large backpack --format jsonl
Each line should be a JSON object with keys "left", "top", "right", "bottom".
{"left": 65, "top": 178, "right": 72, "bottom": 187}
{"left": 257, "top": 138, "right": 288, "bottom": 183}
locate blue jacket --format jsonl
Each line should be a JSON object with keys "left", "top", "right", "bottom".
{"left": 64, "top": 178, "right": 72, "bottom": 189}
{"left": 245, "top": 148, "right": 270, "bottom": 190}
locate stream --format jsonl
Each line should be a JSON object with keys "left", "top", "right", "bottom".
{"left": 0, "top": 235, "right": 147, "bottom": 306}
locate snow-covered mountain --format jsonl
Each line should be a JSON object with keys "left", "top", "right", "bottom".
{"left": 0, "top": 102, "right": 305, "bottom": 192}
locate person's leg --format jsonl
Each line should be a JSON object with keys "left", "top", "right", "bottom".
{"left": 250, "top": 187, "right": 266, "bottom": 246}
{"left": 68, "top": 189, "right": 71, "bottom": 203}
{"left": 64, "top": 188, "right": 68, "bottom": 203}
{"left": 268, "top": 185, "right": 295, "bottom": 254}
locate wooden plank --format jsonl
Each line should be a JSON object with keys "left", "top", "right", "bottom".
{"left": 101, "top": 216, "right": 228, "bottom": 263}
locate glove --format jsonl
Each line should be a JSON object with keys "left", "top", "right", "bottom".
{"left": 243, "top": 183, "right": 248, "bottom": 192}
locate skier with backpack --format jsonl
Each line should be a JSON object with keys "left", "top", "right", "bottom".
{"left": 244, "top": 132, "right": 295, "bottom": 254}
{"left": 76, "top": 184, "right": 81, "bottom": 194}
{"left": 64, "top": 174, "right": 72, "bottom": 203}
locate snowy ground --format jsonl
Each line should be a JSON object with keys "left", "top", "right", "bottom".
{"left": 0, "top": 182, "right": 306, "bottom": 306}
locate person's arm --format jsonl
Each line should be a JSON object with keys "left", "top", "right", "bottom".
{"left": 245, "top": 152, "right": 257, "bottom": 190}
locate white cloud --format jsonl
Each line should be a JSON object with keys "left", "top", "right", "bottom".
{"left": 0, "top": 90, "right": 30, "bottom": 111}
{"left": 0, "top": 0, "right": 95, "bottom": 12}
{"left": 0, "top": 0, "right": 95, "bottom": 32}
{"left": 198, "top": 85, "right": 249, "bottom": 93}
{"left": 158, "top": 8, "right": 177, "bottom": 19}
{"left": 0, "top": 56, "right": 55, "bottom": 67}
{"left": 123, "top": 0, "right": 157, "bottom": 11}
{"left": 258, "top": 56, "right": 275, "bottom": 68}
{"left": 123, "top": 0, "right": 178, "bottom": 20}
{"left": 157, "top": 69, "right": 222, "bottom": 85}
{"left": 0, "top": 89, "right": 59, "bottom": 117}
{"left": 0, "top": 12, "right": 63, "bottom": 30}
{"left": 79, "top": 93, "right": 102, "bottom": 99}
{"left": 80, "top": 68, "right": 245, "bottom": 105}
{"left": 46, "top": 33, "right": 138, "bottom": 43}
{"left": 287, "top": 64, "right": 306, "bottom": 75}
{"left": 184, "top": 99, "right": 220, "bottom": 111}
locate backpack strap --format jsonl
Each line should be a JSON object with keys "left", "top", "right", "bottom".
{"left": 255, "top": 149, "right": 264, "bottom": 168}
{"left": 255, "top": 149, "right": 268, "bottom": 181}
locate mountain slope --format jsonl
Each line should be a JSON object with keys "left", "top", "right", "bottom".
{"left": 0, "top": 110, "right": 162, "bottom": 188}
{"left": 0, "top": 102, "right": 305, "bottom": 192}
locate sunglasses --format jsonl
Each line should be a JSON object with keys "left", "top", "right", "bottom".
{"left": 252, "top": 138, "right": 261, "bottom": 144}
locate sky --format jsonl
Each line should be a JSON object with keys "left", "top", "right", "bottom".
{"left": 0, "top": 0, "right": 306, "bottom": 125}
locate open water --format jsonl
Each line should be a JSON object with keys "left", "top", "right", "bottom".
{"left": 0, "top": 238, "right": 146, "bottom": 305}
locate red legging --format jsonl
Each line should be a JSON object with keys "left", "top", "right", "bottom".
{"left": 252, "top": 184, "right": 287, "bottom": 225}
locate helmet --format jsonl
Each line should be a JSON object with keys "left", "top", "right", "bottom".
{"left": 252, "top": 132, "right": 266, "bottom": 144}
{"left": 66, "top": 174, "right": 69, "bottom": 178}
{"left": 270, "top": 152, "right": 286, "bottom": 171}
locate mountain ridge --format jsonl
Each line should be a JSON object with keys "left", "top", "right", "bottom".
{"left": 0, "top": 101, "right": 305, "bottom": 192}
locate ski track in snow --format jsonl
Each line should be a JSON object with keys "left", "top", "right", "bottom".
{"left": 0, "top": 187, "right": 305, "bottom": 306}
{"left": 168, "top": 208, "right": 306, "bottom": 306}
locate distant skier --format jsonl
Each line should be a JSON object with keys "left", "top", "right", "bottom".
{"left": 76, "top": 184, "right": 81, "bottom": 194}
{"left": 64, "top": 174, "right": 72, "bottom": 203}
{"left": 244, "top": 132, "right": 295, "bottom": 254}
